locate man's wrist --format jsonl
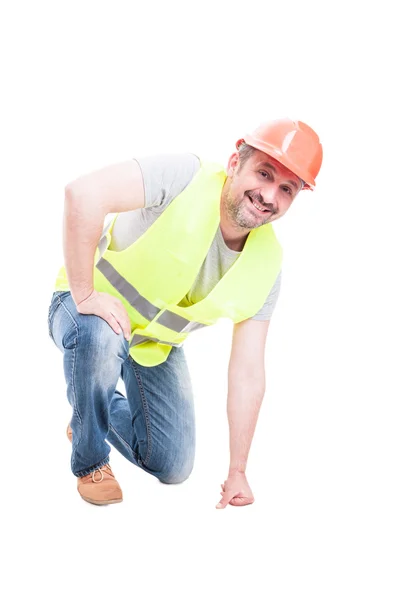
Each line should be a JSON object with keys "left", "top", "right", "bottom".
{"left": 228, "top": 462, "right": 247, "bottom": 476}
{"left": 73, "top": 287, "right": 95, "bottom": 306}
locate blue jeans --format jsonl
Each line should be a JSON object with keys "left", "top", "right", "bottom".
{"left": 47, "top": 291, "right": 196, "bottom": 482}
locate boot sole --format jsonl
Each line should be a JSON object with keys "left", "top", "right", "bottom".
{"left": 80, "top": 496, "right": 123, "bottom": 505}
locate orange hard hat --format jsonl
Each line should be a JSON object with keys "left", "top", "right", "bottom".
{"left": 236, "top": 118, "right": 323, "bottom": 190}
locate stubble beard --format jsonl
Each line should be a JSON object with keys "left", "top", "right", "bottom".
{"left": 225, "top": 190, "right": 271, "bottom": 231}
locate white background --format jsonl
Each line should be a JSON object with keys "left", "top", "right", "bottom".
{"left": 1, "top": 0, "right": 398, "bottom": 598}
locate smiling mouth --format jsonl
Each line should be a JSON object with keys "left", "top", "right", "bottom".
{"left": 246, "top": 193, "right": 273, "bottom": 214}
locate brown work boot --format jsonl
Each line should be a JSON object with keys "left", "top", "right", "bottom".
{"left": 77, "top": 464, "right": 123, "bottom": 505}
{"left": 67, "top": 424, "right": 122, "bottom": 505}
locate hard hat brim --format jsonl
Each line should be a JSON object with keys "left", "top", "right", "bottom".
{"left": 236, "top": 136, "right": 315, "bottom": 191}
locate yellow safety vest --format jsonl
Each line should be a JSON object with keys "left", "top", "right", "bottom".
{"left": 55, "top": 160, "right": 283, "bottom": 366}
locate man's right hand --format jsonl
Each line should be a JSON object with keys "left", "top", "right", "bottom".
{"left": 76, "top": 290, "right": 131, "bottom": 341}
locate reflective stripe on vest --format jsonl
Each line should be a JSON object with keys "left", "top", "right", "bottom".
{"left": 97, "top": 257, "right": 209, "bottom": 336}
{"left": 129, "top": 334, "right": 183, "bottom": 348}
{"left": 97, "top": 257, "right": 160, "bottom": 321}
{"left": 97, "top": 235, "right": 109, "bottom": 260}
{"left": 97, "top": 220, "right": 114, "bottom": 261}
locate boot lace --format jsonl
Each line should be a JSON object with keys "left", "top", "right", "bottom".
{"left": 91, "top": 465, "right": 110, "bottom": 483}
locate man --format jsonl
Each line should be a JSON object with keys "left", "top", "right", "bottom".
{"left": 48, "top": 118, "right": 323, "bottom": 508}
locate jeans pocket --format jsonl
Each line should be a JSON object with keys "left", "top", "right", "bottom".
{"left": 47, "top": 292, "right": 69, "bottom": 341}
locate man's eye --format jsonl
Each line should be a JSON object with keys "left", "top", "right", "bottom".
{"left": 259, "top": 171, "right": 270, "bottom": 179}
{"left": 281, "top": 186, "right": 292, "bottom": 195}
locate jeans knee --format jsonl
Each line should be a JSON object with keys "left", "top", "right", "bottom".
{"left": 80, "top": 317, "right": 129, "bottom": 365}
{"left": 158, "top": 457, "right": 194, "bottom": 485}
{"left": 53, "top": 294, "right": 129, "bottom": 365}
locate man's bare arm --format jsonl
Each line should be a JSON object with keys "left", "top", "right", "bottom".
{"left": 217, "top": 318, "right": 270, "bottom": 508}
{"left": 64, "top": 159, "right": 145, "bottom": 305}
{"left": 227, "top": 318, "right": 269, "bottom": 473}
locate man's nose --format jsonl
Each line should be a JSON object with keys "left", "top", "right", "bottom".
{"left": 260, "top": 186, "right": 278, "bottom": 208}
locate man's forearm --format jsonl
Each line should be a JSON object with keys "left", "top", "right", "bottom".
{"left": 63, "top": 186, "right": 105, "bottom": 305}
{"left": 227, "top": 369, "right": 265, "bottom": 474}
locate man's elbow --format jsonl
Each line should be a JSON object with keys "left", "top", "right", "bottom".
{"left": 64, "top": 182, "right": 81, "bottom": 206}
{"left": 64, "top": 182, "right": 106, "bottom": 223}
{"left": 229, "top": 367, "right": 266, "bottom": 398}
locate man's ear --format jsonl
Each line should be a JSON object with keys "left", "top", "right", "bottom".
{"left": 226, "top": 152, "right": 240, "bottom": 177}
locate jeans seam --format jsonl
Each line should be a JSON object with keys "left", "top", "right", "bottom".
{"left": 58, "top": 297, "right": 83, "bottom": 469}
{"left": 130, "top": 360, "right": 152, "bottom": 466}
{"left": 48, "top": 294, "right": 62, "bottom": 342}
{"left": 108, "top": 423, "right": 138, "bottom": 463}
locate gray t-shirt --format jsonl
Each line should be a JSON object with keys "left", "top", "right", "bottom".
{"left": 110, "top": 153, "right": 281, "bottom": 321}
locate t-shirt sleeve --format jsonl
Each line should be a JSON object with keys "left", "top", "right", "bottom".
{"left": 135, "top": 153, "right": 200, "bottom": 210}
{"left": 250, "top": 271, "right": 282, "bottom": 321}
{"left": 109, "top": 153, "right": 200, "bottom": 252}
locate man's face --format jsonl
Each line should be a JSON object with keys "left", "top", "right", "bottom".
{"left": 222, "top": 149, "right": 303, "bottom": 230}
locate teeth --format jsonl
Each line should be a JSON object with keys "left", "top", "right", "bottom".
{"left": 250, "top": 197, "right": 267, "bottom": 212}
{"left": 247, "top": 193, "right": 270, "bottom": 213}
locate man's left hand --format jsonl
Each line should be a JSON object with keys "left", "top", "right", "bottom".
{"left": 215, "top": 472, "right": 254, "bottom": 509}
